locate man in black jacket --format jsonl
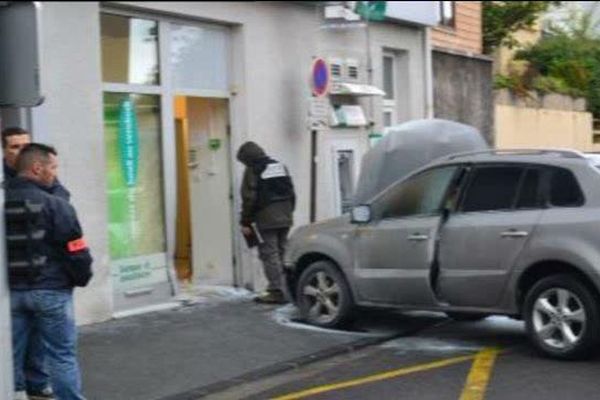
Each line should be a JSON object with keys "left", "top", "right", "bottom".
{"left": 2, "top": 127, "right": 70, "bottom": 400}
{"left": 3, "top": 126, "right": 70, "bottom": 200}
{"left": 7, "top": 143, "right": 92, "bottom": 400}
{"left": 237, "top": 141, "right": 295, "bottom": 304}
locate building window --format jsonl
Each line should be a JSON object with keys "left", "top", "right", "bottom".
{"left": 100, "top": 13, "right": 160, "bottom": 85}
{"left": 170, "top": 23, "right": 230, "bottom": 92}
{"left": 336, "top": 150, "right": 355, "bottom": 214}
{"left": 439, "top": 1, "right": 455, "bottom": 28}
{"left": 382, "top": 54, "right": 396, "bottom": 127}
{"left": 383, "top": 111, "right": 393, "bottom": 128}
{"left": 102, "top": 93, "right": 168, "bottom": 290}
{"left": 103, "top": 93, "right": 166, "bottom": 259}
{"left": 101, "top": 12, "right": 169, "bottom": 293}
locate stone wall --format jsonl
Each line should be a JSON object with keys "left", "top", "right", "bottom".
{"left": 495, "top": 89, "right": 597, "bottom": 152}
{"left": 433, "top": 49, "right": 494, "bottom": 144}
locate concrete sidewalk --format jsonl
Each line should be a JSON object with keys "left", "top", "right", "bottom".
{"left": 78, "top": 289, "right": 438, "bottom": 400}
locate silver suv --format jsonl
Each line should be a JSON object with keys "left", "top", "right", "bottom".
{"left": 284, "top": 149, "right": 600, "bottom": 360}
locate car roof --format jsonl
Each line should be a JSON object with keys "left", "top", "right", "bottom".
{"left": 428, "top": 149, "right": 598, "bottom": 169}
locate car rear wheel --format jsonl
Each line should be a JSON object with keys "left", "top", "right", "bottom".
{"left": 296, "top": 260, "right": 354, "bottom": 328}
{"left": 524, "top": 274, "right": 600, "bottom": 360}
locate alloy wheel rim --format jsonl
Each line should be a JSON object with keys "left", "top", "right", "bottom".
{"left": 302, "top": 270, "right": 341, "bottom": 324}
{"left": 532, "top": 288, "right": 586, "bottom": 350}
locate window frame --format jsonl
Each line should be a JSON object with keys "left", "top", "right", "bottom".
{"left": 374, "top": 164, "right": 462, "bottom": 221}
{"left": 382, "top": 52, "right": 397, "bottom": 128}
{"left": 544, "top": 166, "right": 585, "bottom": 208}
{"left": 454, "top": 162, "right": 586, "bottom": 215}
{"left": 438, "top": 1, "right": 456, "bottom": 28}
{"left": 456, "top": 163, "right": 546, "bottom": 215}
{"left": 100, "top": 12, "right": 162, "bottom": 87}
{"left": 99, "top": 7, "right": 233, "bottom": 303}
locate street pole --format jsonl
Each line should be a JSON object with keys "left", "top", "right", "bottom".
{"left": 365, "top": 8, "right": 375, "bottom": 134}
{"left": 0, "top": 2, "right": 44, "bottom": 395}
{"left": 0, "top": 114, "right": 13, "bottom": 400}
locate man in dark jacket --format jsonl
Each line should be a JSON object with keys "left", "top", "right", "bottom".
{"left": 3, "top": 126, "right": 70, "bottom": 200}
{"left": 2, "top": 127, "right": 70, "bottom": 400}
{"left": 237, "top": 141, "right": 295, "bottom": 304}
{"left": 7, "top": 143, "right": 93, "bottom": 400}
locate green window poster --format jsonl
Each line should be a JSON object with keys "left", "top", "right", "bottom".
{"left": 103, "top": 93, "right": 168, "bottom": 290}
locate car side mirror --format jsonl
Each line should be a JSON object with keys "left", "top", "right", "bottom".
{"left": 351, "top": 205, "right": 371, "bottom": 224}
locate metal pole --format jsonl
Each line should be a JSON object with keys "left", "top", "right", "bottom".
{"left": 365, "top": 8, "right": 375, "bottom": 131}
{"left": 0, "top": 113, "right": 14, "bottom": 400}
{"left": 424, "top": 28, "right": 434, "bottom": 119}
{"left": 310, "top": 129, "right": 317, "bottom": 223}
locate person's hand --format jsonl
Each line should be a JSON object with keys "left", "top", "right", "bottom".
{"left": 241, "top": 226, "right": 253, "bottom": 236}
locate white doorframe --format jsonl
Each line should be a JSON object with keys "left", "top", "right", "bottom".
{"left": 329, "top": 137, "right": 362, "bottom": 217}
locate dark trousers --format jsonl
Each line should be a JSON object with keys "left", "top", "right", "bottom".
{"left": 257, "top": 227, "right": 290, "bottom": 292}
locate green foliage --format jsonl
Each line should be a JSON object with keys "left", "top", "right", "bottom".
{"left": 515, "top": 11, "right": 600, "bottom": 116}
{"left": 531, "top": 76, "right": 585, "bottom": 97}
{"left": 493, "top": 74, "right": 530, "bottom": 97}
{"left": 483, "top": 1, "right": 559, "bottom": 54}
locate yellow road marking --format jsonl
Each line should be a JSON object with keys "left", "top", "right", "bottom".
{"left": 459, "top": 347, "right": 501, "bottom": 400}
{"left": 271, "top": 353, "right": 475, "bottom": 400}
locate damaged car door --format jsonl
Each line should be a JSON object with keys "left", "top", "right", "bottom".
{"left": 436, "top": 164, "right": 544, "bottom": 307}
{"left": 353, "top": 166, "right": 459, "bottom": 306}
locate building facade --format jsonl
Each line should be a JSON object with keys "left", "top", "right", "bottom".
{"left": 0, "top": 1, "right": 437, "bottom": 324}
{"left": 430, "top": 1, "right": 493, "bottom": 143}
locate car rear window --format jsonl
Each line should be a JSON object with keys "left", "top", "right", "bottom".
{"left": 549, "top": 168, "right": 584, "bottom": 207}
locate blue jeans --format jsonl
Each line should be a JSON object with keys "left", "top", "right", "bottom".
{"left": 11, "top": 289, "right": 85, "bottom": 400}
{"left": 25, "top": 327, "right": 50, "bottom": 393}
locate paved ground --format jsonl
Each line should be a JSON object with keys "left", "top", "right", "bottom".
{"left": 79, "top": 291, "right": 600, "bottom": 400}
{"left": 211, "top": 316, "right": 600, "bottom": 400}
{"left": 78, "top": 294, "right": 441, "bottom": 400}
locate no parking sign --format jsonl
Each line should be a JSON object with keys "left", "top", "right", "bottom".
{"left": 311, "top": 58, "right": 330, "bottom": 97}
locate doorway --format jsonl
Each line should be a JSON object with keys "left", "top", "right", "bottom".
{"left": 174, "top": 96, "right": 235, "bottom": 286}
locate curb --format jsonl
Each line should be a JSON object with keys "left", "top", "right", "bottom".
{"left": 158, "top": 320, "right": 436, "bottom": 400}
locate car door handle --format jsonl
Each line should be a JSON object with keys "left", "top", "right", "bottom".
{"left": 500, "top": 230, "right": 529, "bottom": 238}
{"left": 407, "top": 233, "right": 429, "bottom": 242}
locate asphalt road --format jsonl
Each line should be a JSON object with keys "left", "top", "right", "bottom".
{"left": 207, "top": 312, "right": 600, "bottom": 400}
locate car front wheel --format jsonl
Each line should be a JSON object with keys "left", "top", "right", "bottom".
{"left": 524, "top": 274, "right": 600, "bottom": 360}
{"left": 296, "top": 260, "right": 353, "bottom": 328}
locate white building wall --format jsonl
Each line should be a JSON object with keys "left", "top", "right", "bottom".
{"left": 35, "top": 2, "right": 112, "bottom": 325}
{"left": 35, "top": 1, "right": 430, "bottom": 323}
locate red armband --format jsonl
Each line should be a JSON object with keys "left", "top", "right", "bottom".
{"left": 67, "top": 238, "right": 87, "bottom": 253}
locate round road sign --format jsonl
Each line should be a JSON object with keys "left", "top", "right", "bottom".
{"left": 311, "top": 58, "right": 330, "bottom": 97}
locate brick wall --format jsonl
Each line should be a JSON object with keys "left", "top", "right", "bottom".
{"left": 431, "top": 1, "right": 482, "bottom": 54}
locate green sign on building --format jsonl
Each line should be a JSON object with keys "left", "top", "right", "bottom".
{"left": 118, "top": 99, "right": 140, "bottom": 187}
{"left": 354, "top": 1, "right": 387, "bottom": 21}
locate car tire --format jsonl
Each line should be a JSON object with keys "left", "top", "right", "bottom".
{"left": 524, "top": 274, "right": 600, "bottom": 360}
{"left": 445, "top": 312, "right": 489, "bottom": 322}
{"left": 296, "top": 260, "right": 354, "bottom": 328}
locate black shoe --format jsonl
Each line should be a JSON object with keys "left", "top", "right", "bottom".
{"left": 254, "top": 290, "right": 288, "bottom": 304}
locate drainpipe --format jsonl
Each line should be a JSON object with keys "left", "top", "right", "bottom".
{"left": 424, "top": 27, "right": 434, "bottom": 119}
